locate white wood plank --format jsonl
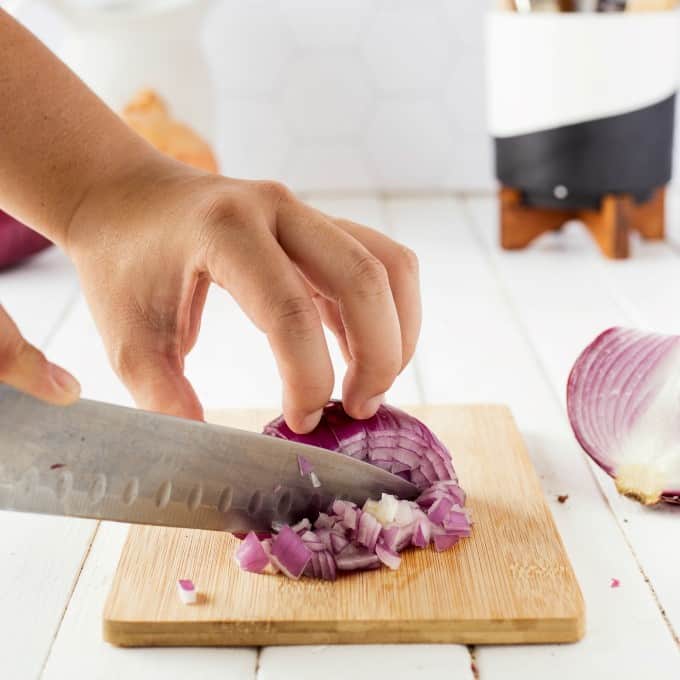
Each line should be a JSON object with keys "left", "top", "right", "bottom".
{"left": 494, "top": 195, "right": 680, "bottom": 636}
{"left": 0, "top": 247, "right": 96, "bottom": 679}
{"left": 467, "top": 195, "right": 680, "bottom": 637}
{"left": 0, "top": 246, "right": 78, "bottom": 347}
{"left": 258, "top": 645, "right": 474, "bottom": 680}
{"left": 41, "top": 522, "right": 258, "bottom": 680}
{"left": 388, "top": 196, "right": 679, "bottom": 678}
{"left": 0, "top": 514, "right": 96, "bottom": 680}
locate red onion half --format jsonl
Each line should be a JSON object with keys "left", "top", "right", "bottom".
{"left": 234, "top": 402, "right": 471, "bottom": 580}
{"left": 567, "top": 327, "right": 680, "bottom": 505}
{"left": 0, "top": 211, "right": 51, "bottom": 270}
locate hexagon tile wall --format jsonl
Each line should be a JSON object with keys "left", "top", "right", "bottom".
{"left": 16, "top": 0, "right": 494, "bottom": 192}
{"left": 205, "top": 0, "right": 494, "bottom": 192}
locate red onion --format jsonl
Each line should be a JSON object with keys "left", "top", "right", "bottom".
{"left": 0, "top": 211, "right": 51, "bottom": 270}
{"left": 233, "top": 402, "right": 471, "bottom": 580}
{"left": 264, "top": 401, "right": 457, "bottom": 486}
{"left": 567, "top": 327, "right": 680, "bottom": 505}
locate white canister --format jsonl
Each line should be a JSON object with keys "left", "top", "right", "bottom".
{"left": 486, "top": 11, "right": 680, "bottom": 209}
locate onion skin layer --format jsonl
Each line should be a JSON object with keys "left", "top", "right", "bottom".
{"left": 567, "top": 327, "right": 680, "bottom": 506}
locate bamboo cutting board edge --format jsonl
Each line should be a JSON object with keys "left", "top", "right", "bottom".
{"left": 103, "top": 404, "right": 585, "bottom": 646}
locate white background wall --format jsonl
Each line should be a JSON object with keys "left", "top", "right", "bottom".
{"left": 9, "top": 0, "right": 495, "bottom": 192}
{"left": 7, "top": 0, "right": 680, "bottom": 193}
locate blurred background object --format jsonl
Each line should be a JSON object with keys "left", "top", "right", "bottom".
{"left": 122, "top": 90, "right": 218, "bottom": 172}
{"left": 1, "top": 0, "right": 221, "bottom": 269}
{"left": 0, "top": 212, "right": 51, "bottom": 271}
{"left": 3, "top": 0, "right": 680, "bottom": 197}
{"left": 6, "top": 0, "right": 492, "bottom": 192}
{"left": 6, "top": 0, "right": 217, "bottom": 144}
{"left": 487, "top": 8, "right": 679, "bottom": 258}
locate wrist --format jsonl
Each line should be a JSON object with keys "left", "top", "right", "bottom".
{"left": 61, "top": 149, "right": 194, "bottom": 258}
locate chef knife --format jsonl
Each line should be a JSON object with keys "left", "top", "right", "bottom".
{"left": 0, "top": 385, "right": 418, "bottom": 532}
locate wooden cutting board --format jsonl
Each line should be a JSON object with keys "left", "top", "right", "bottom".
{"left": 103, "top": 405, "right": 584, "bottom": 646}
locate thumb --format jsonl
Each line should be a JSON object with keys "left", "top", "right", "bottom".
{"left": 0, "top": 305, "right": 80, "bottom": 405}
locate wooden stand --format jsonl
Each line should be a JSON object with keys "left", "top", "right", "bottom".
{"left": 499, "top": 186, "right": 666, "bottom": 259}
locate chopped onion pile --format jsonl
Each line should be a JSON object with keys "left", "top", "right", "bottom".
{"left": 567, "top": 327, "right": 680, "bottom": 505}
{"left": 234, "top": 402, "right": 471, "bottom": 580}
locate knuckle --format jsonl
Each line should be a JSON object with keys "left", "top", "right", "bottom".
{"left": 270, "top": 295, "right": 319, "bottom": 338}
{"left": 110, "top": 343, "right": 181, "bottom": 384}
{"left": 257, "top": 180, "right": 294, "bottom": 205}
{"left": 355, "top": 348, "right": 402, "bottom": 384}
{"left": 200, "top": 195, "right": 254, "bottom": 233}
{"left": 348, "top": 254, "right": 390, "bottom": 298}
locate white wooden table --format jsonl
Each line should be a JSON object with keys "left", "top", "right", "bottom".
{"left": 2, "top": 193, "right": 679, "bottom": 679}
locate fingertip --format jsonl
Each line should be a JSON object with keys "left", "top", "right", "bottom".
{"left": 342, "top": 392, "right": 385, "bottom": 421}
{"left": 284, "top": 407, "right": 323, "bottom": 434}
{"left": 47, "top": 363, "right": 81, "bottom": 405}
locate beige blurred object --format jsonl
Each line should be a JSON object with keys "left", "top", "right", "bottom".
{"left": 626, "top": 0, "right": 679, "bottom": 9}
{"left": 122, "top": 90, "right": 218, "bottom": 173}
{"left": 511, "top": 0, "right": 562, "bottom": 10}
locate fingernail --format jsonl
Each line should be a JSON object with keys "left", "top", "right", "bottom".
{"left": 300, "top": 409, "right": 323, "bottom": 433}
{"left": 49, "top": 363, "right": 81, "bottom": 397}
{"left": 361, "top": 393, "right": 385, "bottom": 418}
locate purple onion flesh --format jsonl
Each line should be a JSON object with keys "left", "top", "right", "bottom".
{"left": 234, "top": 402, "right": 471, "bottom": 580}
{"left": 567, "top": 327, "right": 680, "bottom": 505}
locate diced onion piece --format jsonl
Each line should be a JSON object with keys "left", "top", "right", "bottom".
{"left": 427, "top": 496, "right": 454, "bottom": 524}
{"left": 356, "top": 511, "right": 382, "bottom": 551}
{"left": 362, "top": 492, "right": 399, "bottom": 526}
{"left": 270, "top": 526, "right": 312, "bottom": 579}
{"left": 314, "top": 512, "right": 334, "bottom": 529}
{"left": 433, "top": 533, "right": 460, "bottom": 552}
{"left": 394, "top": 501, "right": 416, "bottom": 526}
{"left": 309, "top": 472, "right": 322, "bottom": 488}
{"left": 412, "top": 518, "right": 431, "bottom": 548}
{"left": 291, "top": 518, "right": 312, "bottom": 534}
{"left": 297, "top": 455, "right": 313, "bottom": 476}
{"left": 336, "top": 544, "right": 380, "bottom": 571}
{"left": 176, "top": 578, "right": 197, "bottom": 604}
{"left": 234, "top": 531, "right": 270, "bottom": 573}
{"left": 376, "top": 543, "right": 401, "bottom": 570}
{"left": 300, "top": 530, "right": 326, "bottom": 552}
{"left": 330, "top": 532, "right": 349, "bottom": 554}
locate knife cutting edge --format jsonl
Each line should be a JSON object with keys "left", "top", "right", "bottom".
{"left": 0, "top": 385, "right": 418, "bottom": 532}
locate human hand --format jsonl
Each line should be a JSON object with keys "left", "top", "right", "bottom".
{"left": 64, "top": 158, "right": 421, "bottom": 433}
{"left": 0, "top": 304, "right": 80, "bottom": 404}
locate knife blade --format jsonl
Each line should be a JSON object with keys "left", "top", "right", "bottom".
{"left": 0, "top": 385, "right": 418, "bottom": 532}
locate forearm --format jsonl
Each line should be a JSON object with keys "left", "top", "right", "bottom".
{"left": 0, "top": 10, "right": 162, "bottom": 246}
